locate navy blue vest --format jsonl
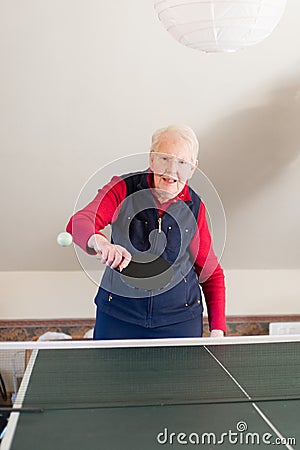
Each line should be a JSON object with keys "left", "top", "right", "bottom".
{"left": 94, "top": 170, "right": 203, "bottom": 327}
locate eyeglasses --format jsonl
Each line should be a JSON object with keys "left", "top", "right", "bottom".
{"left": 151, "top": 152, "right": 195, "bottom": 180}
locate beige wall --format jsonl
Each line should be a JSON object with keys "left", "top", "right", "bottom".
{"left": 0, "top": 270, "right": 299, "bottom": 320}
{"left": 0, "top": 1, "right": 299, "bottom": 320}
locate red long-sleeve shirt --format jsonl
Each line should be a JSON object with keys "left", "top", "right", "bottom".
{"left": 67, "top": 173, "right": 226, "bottom": 332}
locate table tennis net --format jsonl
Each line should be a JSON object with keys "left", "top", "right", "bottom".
{"left": 0, "top": 337, "right": 299, "bottom": 412}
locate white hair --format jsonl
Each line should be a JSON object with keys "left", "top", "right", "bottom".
{"left": 151, "top": 124, "right": 199, "bottom": 162}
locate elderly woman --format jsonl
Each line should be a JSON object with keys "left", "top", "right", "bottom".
{"left": 66, "top": 125, "right": 226, "bottom": 339}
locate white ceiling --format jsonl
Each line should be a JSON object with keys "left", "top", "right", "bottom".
{"left": 0, "top": 0, "right": 299, "bottom": 271}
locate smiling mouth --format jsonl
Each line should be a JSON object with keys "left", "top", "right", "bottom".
{"left": 161, "top": 176, "right": 177, "bottom": 183}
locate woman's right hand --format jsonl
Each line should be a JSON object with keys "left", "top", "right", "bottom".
{"left": 87, "top": 234, "right": 132, "bottom": 271}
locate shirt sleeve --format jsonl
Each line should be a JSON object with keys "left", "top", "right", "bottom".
{"left": 189, "top": 202, "right": 226, "bottom": 333}
{"left": 66, "top": 176, "right": 127, "bottom": 253}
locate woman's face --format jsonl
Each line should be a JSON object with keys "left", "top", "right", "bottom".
{"left": 149, "top": 137, "right": 197, "bottom": 202}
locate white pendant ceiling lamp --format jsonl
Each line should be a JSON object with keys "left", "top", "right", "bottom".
{"left": 153, "top": 0, "right": 287, "bottom": 53}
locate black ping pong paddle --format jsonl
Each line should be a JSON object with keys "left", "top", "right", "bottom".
{"left": 119, "top": 253, "right": 173, "bottom": 291}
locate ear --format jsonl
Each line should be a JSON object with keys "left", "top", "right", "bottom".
{"left": 188, "top": 159, "right": 198, "bottom": 179}
{"left": 149, "top": 150, "right": 155, "bottom": 168}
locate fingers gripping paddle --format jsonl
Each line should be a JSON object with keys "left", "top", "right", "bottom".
{"left": 119, "top": 253, "right": 173, "bottom": 291}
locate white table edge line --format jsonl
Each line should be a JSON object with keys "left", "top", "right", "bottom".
{"left": 1, "top": 350, "right": 38, "bottom": 450}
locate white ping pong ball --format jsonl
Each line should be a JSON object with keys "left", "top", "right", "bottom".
{"left": 57, "top": 231, "right": 73, "bottom": 247}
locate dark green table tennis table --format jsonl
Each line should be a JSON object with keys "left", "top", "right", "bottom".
{"left": 1, "top": 336, "right": 299, "bottom": 449}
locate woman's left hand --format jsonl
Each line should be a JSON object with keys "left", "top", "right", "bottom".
{"left": 210, "top": 330, "right": 224, "bottom": 338}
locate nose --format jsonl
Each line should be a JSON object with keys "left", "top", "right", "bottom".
{"left": 166, "top": 158, "right": 177, "bottom": 174}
